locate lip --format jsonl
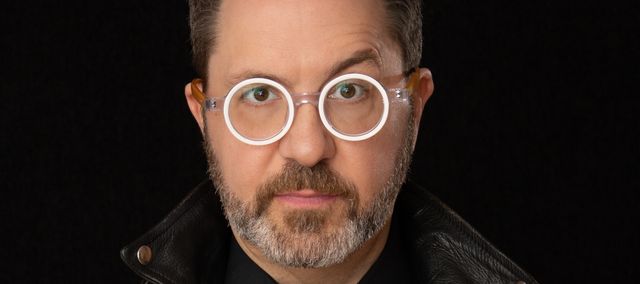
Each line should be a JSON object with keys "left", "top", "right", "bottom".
{"left": 273, "top": 189, "right": 339, "bottom": 208}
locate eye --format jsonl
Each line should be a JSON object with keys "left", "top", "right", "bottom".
{"left": 239, "top": 85, "right": 279, "bottom": 105}
{"left": 330, "top": 82, "right": 366, "bottom": 100}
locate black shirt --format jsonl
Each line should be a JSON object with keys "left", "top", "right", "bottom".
{"left": 223, "top": 216, "right": 415, "bottom": 284}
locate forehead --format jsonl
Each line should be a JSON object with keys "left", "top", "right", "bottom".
{"left": 210, "top": 0, "right": 402, "bottom": 88}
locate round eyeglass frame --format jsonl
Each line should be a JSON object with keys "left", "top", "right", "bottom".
{"left": 224, "top": 77, "right": 296, "bottom": 146}
{"left": 191, "top": 70, "right": 418, "bottom": 146}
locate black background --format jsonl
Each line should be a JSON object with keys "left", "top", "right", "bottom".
{"left": 3, "top": 1, "right": 638, "bottom": 283}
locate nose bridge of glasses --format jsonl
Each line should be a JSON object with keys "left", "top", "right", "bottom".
{"left": 291, "top": 91, "right": 320, "bottom": 107}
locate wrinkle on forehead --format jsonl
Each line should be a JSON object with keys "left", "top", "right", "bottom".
{"left": 210, "top": 0, "right": 401, "bottom": 91}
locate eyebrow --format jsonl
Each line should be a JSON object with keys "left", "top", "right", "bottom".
{"left": 225, "top": 48, "right": 383, "bottom": 90}
{"left": 326, "top": 48, "right": 383, "bottom": 81}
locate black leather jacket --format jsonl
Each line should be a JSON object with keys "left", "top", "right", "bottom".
{"left": 121, "top": 180, "right": 538, "bottom": 284}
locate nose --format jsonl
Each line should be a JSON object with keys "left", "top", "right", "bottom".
{"left": 278, "top": 104, "right": 335, "bottom": 167}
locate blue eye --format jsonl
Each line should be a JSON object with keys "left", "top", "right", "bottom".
{"left": 240, "top": 86, "right": 279, "bottom": 104}
{"left": 330, "top": 83, "right": 365, "bottom": 100}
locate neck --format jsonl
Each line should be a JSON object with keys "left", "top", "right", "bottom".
{"left": 232, "top": 218, "right": 392, "bottom": 284}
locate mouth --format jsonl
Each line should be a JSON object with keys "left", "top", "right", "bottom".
{"left": 273, "top": 189, "right": 339, "bottom": 208}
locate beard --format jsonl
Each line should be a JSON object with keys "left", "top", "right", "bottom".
{"left": 203, "top": 105, "right": 415, "bottom": 268}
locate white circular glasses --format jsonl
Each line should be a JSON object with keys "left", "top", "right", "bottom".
{"left": 191, "top": 71, "right": 419, "bottom": 146}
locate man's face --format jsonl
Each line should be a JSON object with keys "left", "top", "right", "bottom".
{"left": 191, "top": 0, "right": 424, "bottom": 267}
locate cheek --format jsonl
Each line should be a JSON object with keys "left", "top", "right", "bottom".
{"left": 206, "top": 114, "right": 280, "bottom": 200}
{"left": 332, "top": 108, "right": 410, "bottom": 205}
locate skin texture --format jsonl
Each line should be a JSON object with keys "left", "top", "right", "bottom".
{"left": 184, "top": 0, "right": 434, "bottom": 283}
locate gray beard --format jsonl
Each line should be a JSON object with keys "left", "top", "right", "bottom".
{"left": 202, "top": 105, "right": 415, "bottom": 268}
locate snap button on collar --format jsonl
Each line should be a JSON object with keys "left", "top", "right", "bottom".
{"left": 136, "top": 245, "right": 152, "bottom": 265}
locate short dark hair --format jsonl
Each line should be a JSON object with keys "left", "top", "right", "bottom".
{"left": 187, "top": 0, "right": 422, "bottom": 78}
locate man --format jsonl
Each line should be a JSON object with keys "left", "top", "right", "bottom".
{"left": 121, "top": 0, "right": 538, "bottom": 283}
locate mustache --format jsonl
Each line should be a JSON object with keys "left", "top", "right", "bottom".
{"left": 254, "top": 161, "right": 358, "bottom": 214}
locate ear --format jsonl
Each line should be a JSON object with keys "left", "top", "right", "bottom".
{"left": 410, "top": 68, "right": 434, "bottom": 148}
{"left": 184, "top": 82, "right": 205, "bottom": 136}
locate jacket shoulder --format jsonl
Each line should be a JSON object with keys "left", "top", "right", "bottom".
{"left": 397, "top": 181, "right": 538, "bottom": 284}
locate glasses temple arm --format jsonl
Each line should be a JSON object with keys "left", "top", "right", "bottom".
{"left": 191, "top": 78, "right": 206, "bottom": 104}
{"left": 405, "top": 67, "right": 420, "bottom": 93}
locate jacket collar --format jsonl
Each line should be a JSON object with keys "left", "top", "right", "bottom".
{"left": 121, "top": 179, "right": 537, "bottom": 284}
{"left": 120, "top": 179, "right": 229, "bottom": 283}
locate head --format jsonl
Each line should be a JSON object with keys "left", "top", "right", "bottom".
{"left": 184, "top": 0, "right": 434, "bottom": 268}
